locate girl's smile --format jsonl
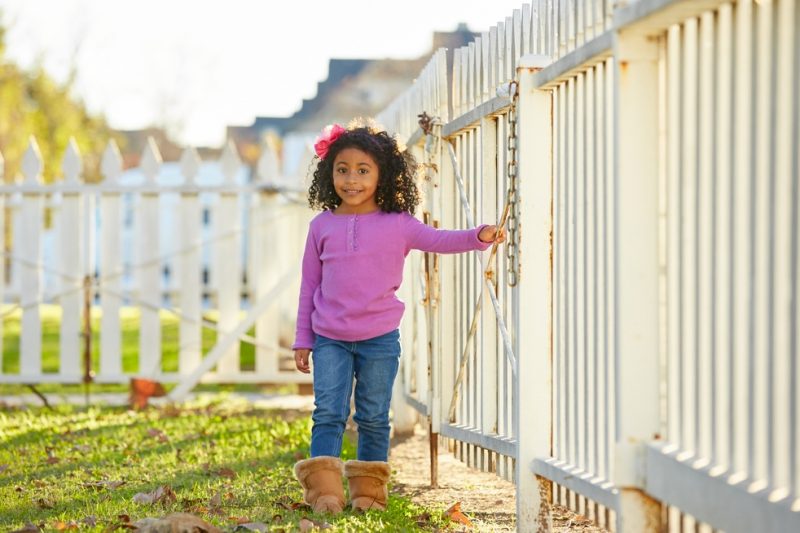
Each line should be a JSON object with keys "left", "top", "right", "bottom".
{"left": 332, "top": 147, "right": 380, "bottom": 214}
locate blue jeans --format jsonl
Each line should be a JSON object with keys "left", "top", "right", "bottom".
{"left": 309, "top": 329, "right": 401, "bottom": 461}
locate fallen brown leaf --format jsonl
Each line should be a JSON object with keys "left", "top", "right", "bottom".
{"left": 132, "top": 485, "right": 177, "bottom": 505}
{"left": 275, "top": 498, "right": 309, "bottom": 511}
{"left": 180, "top": 496, "right": 204, "bottom": 512}
{"left": 129, "top": 378, "right": 167, "bottom": 409}
{"left": 134, "top": 513, "right": 222, "bottom": 533}
{"left": 36, "top": 498, "right": 55, "bottom": 510}
{"left": 299, "top": 517, "right": 331, "bottom": 531}
{"left": 444, "top": 502, "right": 473, "bottom": 528}
{"left": 415, "top": 511, "right": 433, "bottom": 527}
{"left": 217, "top": 467, "right": 237, "bottom": 479}
{"left": 211, "top": 491, "right": 224, "bottom": 505}
{"left": 52, "top": 521, "right": 78, "bottom": 531}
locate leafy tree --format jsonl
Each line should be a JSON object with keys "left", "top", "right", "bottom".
{"left": 0, "top": 15, "right": 123, "bottom": 184}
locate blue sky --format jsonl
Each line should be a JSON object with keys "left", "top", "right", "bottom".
{"left": 0, "top": 0, "right": 530, "bottom": 147}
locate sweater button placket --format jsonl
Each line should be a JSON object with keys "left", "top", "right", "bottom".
{"left": 347, "top": 217, "right": 354, "bottom": 251}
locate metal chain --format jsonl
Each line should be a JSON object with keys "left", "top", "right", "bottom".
{"left": 506, "top": 81, "right": 521, "bottom": 287}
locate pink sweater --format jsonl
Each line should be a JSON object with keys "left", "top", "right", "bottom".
{"left": 292, "top": 210, "right": 491, "bottom": 349}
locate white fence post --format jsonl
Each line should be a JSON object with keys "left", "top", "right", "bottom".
{"left": 392, "top": 366, "right": 418, "bottom": 434}
{"left": 479, "top": 117, "right": 498, "bottom": 464}
{"left": 515, "top": 55, "right": 553, "bottom": 533}
{"left": 438, "top": 134, "right": 457, "bottom": 434}
{"left": 613, "top": 30, "right": 661, "bottom": 532}
{"left": 19, "top": 138, "right": 44, "bottom": 376}
{"left": 216, "top": 141, "right": 243, "bottom": 377}
{"left": 393, "top": 173, "right": 420, "bottom": 434}
{"left": 253, "top": 144, "right": 280, "bottom": 376}
{"left": 179, "top": 148, "right": 203, "bottom": 376}
{"left": 58, "top": 139, "right": 84, "bottom": 379}
{"left": 99, "top": 141, "right": 124, "bottom": 378}
{"left": 137, "top": 138, "right": 163, "bottom": 376}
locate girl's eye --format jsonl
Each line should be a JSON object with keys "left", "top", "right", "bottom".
{"left": 358, "top": 168, "right": 369, "bottom": 175}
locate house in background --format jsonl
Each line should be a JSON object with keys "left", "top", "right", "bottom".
{"left": 227, "top": 23, "right": 478, "bottom": 179}
{"left": 115, "top": 127, "right": 223, "bottom": 168}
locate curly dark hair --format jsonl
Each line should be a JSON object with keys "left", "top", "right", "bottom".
{"left": 307, "top": 127, "right": 421, "bottom": 215}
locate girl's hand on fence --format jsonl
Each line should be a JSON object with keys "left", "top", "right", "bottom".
{"left": 479, "top": 224, "right": 506, "bottom": 244}
{"left": 294, "top": 349, "right": 311, "bottom": 373}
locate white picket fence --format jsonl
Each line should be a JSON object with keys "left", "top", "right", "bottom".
{"left": 0, "top": 136, "right": 314, "bottom": 388}
{"left": 379, "top": 0, "right": 800, "bottom": 531}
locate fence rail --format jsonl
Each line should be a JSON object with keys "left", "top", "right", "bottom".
{"left": 380, "top": 0, "right": 800, "bottom": 531}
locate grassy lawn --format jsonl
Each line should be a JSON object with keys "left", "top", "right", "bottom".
{"left": 0, "top": 396, "right": 446, "bottom": 531}
{"left": 0, "top": 305, "right": 289, "bottom": 396}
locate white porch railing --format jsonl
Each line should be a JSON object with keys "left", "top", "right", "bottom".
{"left": 0, "top": 136, "right": 313, "bottom": 388}
{"left": 379, "top": 0, "right": 800, "bottom": 532}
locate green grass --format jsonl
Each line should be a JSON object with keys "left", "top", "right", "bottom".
{"left": 0, "top": 305, "right": 291, "bottom": 396}
{"left": 0, "top": 396, "right": 447, "bottom": 531}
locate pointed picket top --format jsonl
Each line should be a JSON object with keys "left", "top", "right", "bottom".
{"left": 62, "top": 137, "right": 83, "bottom": 185}
{"left": 21, "top": 136, "right": 43, "bottom": 185}
{"left": 180, "top": 147, "right": 201, "bottom": 185}
{"left": 256, "top": 142, "right": 279, "bottom": 186}
{"left": 220, "top": 139, "right": 241, "bottom": 185}
{"left": 296, "top": 144, "right": 316, "bottom": 183}
{"left": 140, "top": 136, "right": 163, "bottom": 184}
{"left": 101, "top": 140, "right": 123, "bottom": 184}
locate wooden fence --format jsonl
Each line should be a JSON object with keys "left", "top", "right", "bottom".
{"left": 0, "top": 136, "right": 312, "bottom": 388}
{"left": 378, "top": 0, "right": 800, "bottom": 531}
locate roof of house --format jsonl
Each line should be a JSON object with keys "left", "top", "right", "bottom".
{"left": 228, "top": 24, "right": 479, "bottom": 143}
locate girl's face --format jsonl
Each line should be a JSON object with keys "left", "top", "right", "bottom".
{"left": 332, "top": 147, "right": 380, "bottom": 214}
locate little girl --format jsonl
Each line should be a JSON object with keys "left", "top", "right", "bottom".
{"left": 292, "top": 122, "right": 504, "bottom": 514}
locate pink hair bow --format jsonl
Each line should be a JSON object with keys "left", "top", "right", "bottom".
{"left": 313, "top": 124, "right": 347, "bottom": 160}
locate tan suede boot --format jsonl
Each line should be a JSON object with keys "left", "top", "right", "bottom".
{"left": 344, "top": 460, "right": 391, "bottom": 511}
{"left": 294, "top": 456, "right": 346, "bottom": 513}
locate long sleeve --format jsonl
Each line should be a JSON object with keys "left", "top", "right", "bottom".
{"left": 292, "top": 225, "right": 322, "bottom": 350}
{"left": 402, "top": 212, "right": 492, "bottom": 253}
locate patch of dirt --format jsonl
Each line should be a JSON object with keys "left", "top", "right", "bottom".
{"left": 389, "top": 425, "right": 515, "bottom": 531}
{"left": 389, "top": 424, "right": 610, "bottom": 532}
